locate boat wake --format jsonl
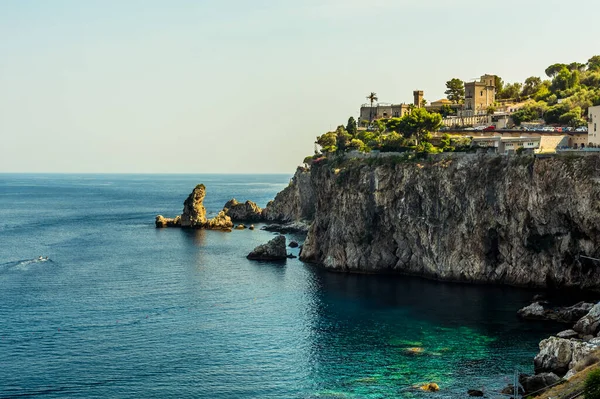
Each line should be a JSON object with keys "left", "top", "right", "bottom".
{"left": 0, "top": 257, "right": 52, "bottom": 271}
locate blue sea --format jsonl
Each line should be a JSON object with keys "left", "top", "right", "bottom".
{"left": 0, "top": 174, "right": 563, "bottom": 398}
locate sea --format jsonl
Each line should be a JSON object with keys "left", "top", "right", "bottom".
{"left": 0, "top": 174, "right": 565, "bottom": 398}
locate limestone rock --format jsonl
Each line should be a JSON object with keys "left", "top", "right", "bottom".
{"left": 574, "top": 302, "right": 600, "bottom": 336}
{"left": 262, "top": 166, "right": 315, "bottom": 223}
{"left": 534, "top": 336, "right": 600, "bottom": 377}
{"left": 518, "top": 372, "right": 561, "bottom": 396}
{"left": 557, "top": 329, "right": 579, "bottom": 339}
{"left": 247, "top": 235, "right": 287, "bottom": 261}
{"left": 203, "top": 211, "right": 233, "bottom": 231}
{"left": 518, "top": 301, "right": 594, "bottom": 324}
{"left": 235, "top": 224, "right": 246, "bottom": 230}
{"left": 223, "top": 199, "right": 264, "bottom": 222}
{"left": 180, "top": 184, "right": 208, "bottom": 228}
{"left": 291, "top": 154, "right": 600, "bottom": 289}
{"left": 155, "top": 215, "right": 181, "bottom": 228}
{"left": 289, "top": 241, "right": 299, "bottom": 248}
{"left": 249, "top": 225, "right": 255, "bottom": 230}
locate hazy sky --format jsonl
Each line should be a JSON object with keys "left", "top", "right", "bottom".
{"left": 1, "top": 0, "right": 599, "bottom": 173}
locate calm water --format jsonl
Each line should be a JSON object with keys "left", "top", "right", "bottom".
{"left": 0, "top": 174, "right": 562, "bottom": 398}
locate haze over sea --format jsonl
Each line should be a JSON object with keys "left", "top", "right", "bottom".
{"left": 0, "top": 174, "right": 562, "bottom": 398}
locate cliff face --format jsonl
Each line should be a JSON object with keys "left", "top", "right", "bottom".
{"left": 263, "top": 167, "right": 315, "bottom": 223}
{"left": 273, "top": 154, "right": 600, "bottom": 290}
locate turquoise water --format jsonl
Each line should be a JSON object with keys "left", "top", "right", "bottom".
{"left": 0, "top": 174, "right": 562, "bottom": 398}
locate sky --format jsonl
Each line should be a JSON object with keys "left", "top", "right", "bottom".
{"left": 1, "top": 0, "right": 599, "bottom": 173}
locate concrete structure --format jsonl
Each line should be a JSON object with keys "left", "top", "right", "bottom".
{"left": 472, "top": 136, "right": 540, "bottom": 154}
{"left": 461, "top": 74, "right": 496, "bottom": 117}
{"left": 588, "top": 105, "right": 600, "bottom": 146}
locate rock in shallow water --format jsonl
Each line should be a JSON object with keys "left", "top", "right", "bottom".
{"left": 247, "top": 235, "right": 287, "bottom": 261}
{"left": 223, "top": 199, "right": 263, "bottom": 222}
{"left": 534, "top": 336, "right": 600, "bottom": 377}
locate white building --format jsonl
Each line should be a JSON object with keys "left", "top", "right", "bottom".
{"left": 588, "top": 105, "right": 600, "bottom": 146}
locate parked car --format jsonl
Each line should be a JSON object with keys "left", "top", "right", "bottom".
{"left": 554, "top": 127, "right": 563, "bottom": 132}
{"left": 575, "top": 126, "right": 588, "bottom": 132}
{"left": 483, "top": 126, "right": 496, "bottom": 131}
{"left": 542, "top": 126, "right": 554, "bottom": 132}
{"left": 464, "top": 127, "right": 475, "bottom": 131}
{"left": 563, "top": 127, "right": 572, "bottom": 132}
{"left": 474, "top": 125, "right": 487, "bottom": 131}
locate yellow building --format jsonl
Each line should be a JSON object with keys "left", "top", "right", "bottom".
{"left": 462, "top": 74, "right": 496, "bottom": 116}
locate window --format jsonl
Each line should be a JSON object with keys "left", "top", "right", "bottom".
{"left": 595, "top": 123, "right": 597, "bottom": 132}
{"left": 480, "top": 91, "right": 483, "bottom": 96}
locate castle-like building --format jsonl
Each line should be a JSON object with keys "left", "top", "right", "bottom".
{"left": 360, "top": 74, "right": 497, "bottom": 123}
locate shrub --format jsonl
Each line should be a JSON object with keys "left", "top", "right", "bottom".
{"left": 584, "top": 368, "right": 600, "bottom": 399}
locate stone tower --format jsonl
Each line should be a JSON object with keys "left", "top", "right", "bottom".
{"left": 413, "top": 90, "right": 424, "bottom": 108}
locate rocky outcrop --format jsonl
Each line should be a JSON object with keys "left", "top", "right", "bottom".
{"left": 156, "top": 184, "right": 233, "bottom": 231}
{"left": 573, "top": 303, "right": 600, "bottom": 336}
{"left": 223, "top": 199, "right": 263, "bottom": 222}
{"left": 293, "top": 154, "right": 600, "bottom": 290}
{"left": 518, "top": 301, "right": 594, "bottom": 323}
{"left": 262, "top": 167, "right": 315, "bottom": 223}
{"left": 155, "top": 215, "right": 181, "bottom": 228}
{"left": 247, "top": 235, "right": 287, "bottom": 261}
{"left": 534, "top": 336, "right": 600, "bottom": 377}
{"left": 181, "top": 184, "right": 208, "bottom": 228}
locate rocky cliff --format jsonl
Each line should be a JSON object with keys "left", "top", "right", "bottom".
{"left": 267, "top": 154, "right": 600, "bottom": 290}
{"left": 262, "top": 167, "right": 315, "bottom": 223}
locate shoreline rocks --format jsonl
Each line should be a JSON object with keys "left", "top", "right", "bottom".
{"left": 518, "top": 301, "right": 594, "bottom": 324}
{"left": 247, "top": 235, "right": 287, "bottom": 261}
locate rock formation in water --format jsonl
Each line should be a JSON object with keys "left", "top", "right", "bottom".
{"left": 247, "top": 235, "right": 287, "bottom": 260}
{"left": 156, "top": 184, "right": 233, "bottom": 231}
{"left": 223, "top": 199, "right": 263, "bottom": 222}
{"left": 265, "top": 154, "right": 600, "bottom": 290}
{"left": 518, "top": 301, "right": 594, "bottom": 323}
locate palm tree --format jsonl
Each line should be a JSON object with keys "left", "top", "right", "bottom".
{"left": 366, "top": 92, "right": 378, "bottom": 122}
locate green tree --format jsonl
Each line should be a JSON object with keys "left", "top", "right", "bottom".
{"left": 521, "top": 76, "right": 542, "bottom": 97}
{"left": 346, "top": 117, "right": 358, "bottom": 138}
{"left": 498, "top": 82, "right": 523, "bottom": 100}
{"left": 551, "top": 67, "right": 580, "bottom": 93}
{"left": 588, "top": 55, "right": 600, "bottom": 71}
{"left": 545, "top": 63, "right": 567, "bottom": 78}
{"left": 559, "top": 106, "right": 586, "bottom": 127}
{"left": 316, "top": 132, "right": 337, "bottom": 153}
{"left": 335, "top": 126, "right": 351, "bottom": 153}
{"left": 584, "top": 368, "right": 600, "bottom": 399}
{"left": 495, "top": 76, "right": 504, "bottom": 94}
{"left": 396, "top": 108, "right": 442, "bottom": 145}
{"left": 440, "top": 104, "right": 456, "bottom": 117}
{"left": 366, "top": 92, "right": 378, "bottom": 122}
{"left": 440, "top": 133, "right": 454, "bottom": 152}
{"left": 568, "top": 62, "right": 586, "bottom": 72}
{"left": 445, "top": 78, "right": 465, "bottom": 104}
{"left": 486, "top": 105, "right": 496, "bottom": 115}
{"left": 347, "top": 138, "right": 366, "bottom": 152}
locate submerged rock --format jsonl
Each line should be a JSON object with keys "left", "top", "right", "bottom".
{"left": 261, "top": 222, "right": 310, "bottom": 234}
{"left": 467, "top": 389, "right": 484, "bottom": 397}
{"left": 223, "top": 199, "right": 263, "bottom": 222}
{"left": 247, "top": 235, "right": 287, "bottom": 261}
{"left": 419, "top": 383, "right": 439, "bottom": 392}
